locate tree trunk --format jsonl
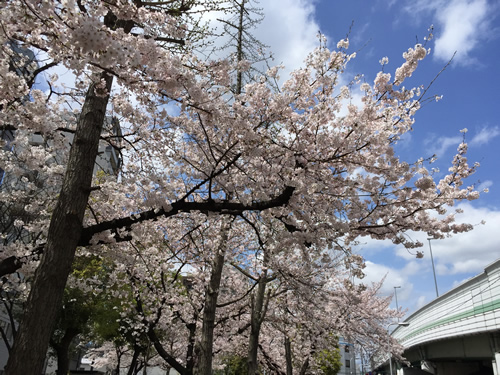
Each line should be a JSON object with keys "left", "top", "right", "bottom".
{"left": 55, "top": 347, "right": 70, "bottom": 375}
{"left": 115, "top": 344, "right": 123, "bottom": 375}
{"left": 298, "top": 356, "right": 309, "bottom": 375}
{"left": 5, "top": 72, "right": 114, "bottom": 375}
{"left": 284, "top": 336, "right": 293, "bottom": 375}
{"left": 195, "top": 245, "right": 227, "bottom": 375}
{"left": 186, "top": 321, "right": 197, "bottom": 374}
{"left": 127, "top": 345, "right": 142, "bottom": 375}
{"left": 148, "top": 327, "right": 189, "bottom": 375}
{"left": 235, "top": 0, "right": 246, "bottom": 95}
{"left": 53, "top": 328, "right": 79, "bottom": 375}
{"left": 247, "top": 271, "right": 268, "bottom": 375}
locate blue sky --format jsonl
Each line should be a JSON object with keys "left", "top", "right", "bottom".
{"left": 252, "top": 0, "right": 500, "bottom": 315}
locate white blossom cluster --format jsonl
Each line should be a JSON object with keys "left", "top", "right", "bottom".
{"left": 0, "top": 0, "right": 482, "bottom": 373}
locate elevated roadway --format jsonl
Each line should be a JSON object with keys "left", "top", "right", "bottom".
{"left": 377, "top": 258, "right": 500, "bottom": 375}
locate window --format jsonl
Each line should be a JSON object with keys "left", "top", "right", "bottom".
{"left": 345, "top": 345, "right": 350, "bottom": 353}
{"left": 345, "top": 359, "right": 351, "bottom": 368}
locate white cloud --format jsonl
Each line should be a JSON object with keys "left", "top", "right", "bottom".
{"left": 403, "top": 0, "right": 497, "bottom": 66}
{"left": 423, "top": 126, "right": 498, "bottom": 159}
{"left": 416, "top": 295, "right": 428, "bottom": 309}
{"left": 477, "top": 180, "right": 493, "bottom": 192}
{"left": 360, "top": 202, "right": 500, "bottom": 275}
{"left": 257, "top": 0, "right": 322, "bottom": 75}
{"left": 362, "top": 261, "right": 414, "bottom": 295}
{"left": 451, "top": 276, "right": 473, "bottom": 288}
{"left": 395, "top": 132, "right": 413, "bottom": 150}
{"left": 419, "top": 202, "right": 500, "bottom": 275}
{"left": 362, "top": 261, "right": 391, "bottom": 285}
{"left": 470, "top": 126, "right": 500, "bottom": 146}
{"left": 337, "top": 91, "right": 365, "bottom": 117}
{"left": 387, "top": 202, "right": 500, "bottom": 277}
{"left": 354, "top": 201, "right": 500, "bottom": 314}
{"left": 426, "top": 134, "right": 462, "bottom": 157}
{"left": 200, "top": 0, "right": 321, "bottom": 84}
{"left": 402, "top": 260, "right": 426, "bottom": 276}
{"left": 434, "top": 0, "right": 491, "bottom": 65}
{"left": 350, "top": 21, "right": 371, "bottom": 46}
{"left": 356, "top": 237, "right": 395, "bottom": 255}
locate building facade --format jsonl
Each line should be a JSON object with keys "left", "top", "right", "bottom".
{"left": 339, "top": 338, "right": 357, "bottom": 375}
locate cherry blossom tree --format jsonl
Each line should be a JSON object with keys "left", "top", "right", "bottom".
{"left": 0, "top": 1, "right": 225, "bottom": 373}
{"left": 0, "top": 0, "right": 482, "bottom": 374}
{"left": 92, "top": 215, "right": 256, "bottom": 375}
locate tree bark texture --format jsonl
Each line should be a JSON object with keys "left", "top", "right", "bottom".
{"left": 247, "top": 270, "right": 269, "bottom": 375}
{"left": 298, "top": 357, "right": 310, "bottom": 375}
{"left": 53, "top": 328, "right": 79, "bottom": 375}
{"left": 185, "top": 321, "right": 197, "bottom": 374}
{"left": 285, "top": 336, "right": 293, "bottom": 375}
{"left": 149, "top": 327, "right": 190, "bottom": 375}
{"left": 126, "top": 345, "right": 142, "bottom": 375}
{"left": 195, "top": 225, "right": 229, "bottom": 375}
{"left": 235, "top": 0, "right": 245, "bottom": 95}
{"left": 5, "top": 72, "right": 114, "bottom": 375}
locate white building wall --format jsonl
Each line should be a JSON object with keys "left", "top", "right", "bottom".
{"left": 338, "top": 339, "right": 357, "bottom": 375}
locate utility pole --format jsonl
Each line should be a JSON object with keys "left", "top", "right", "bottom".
{"left": 394, "top": 286, "right": 401, "bottom": 321}
{"left": 427, "top": 238, "right": 439, "bottom": 297}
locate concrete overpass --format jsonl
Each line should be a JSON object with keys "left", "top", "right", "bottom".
{"left": 376, "top": 258, "right": 500, "bottom": 375}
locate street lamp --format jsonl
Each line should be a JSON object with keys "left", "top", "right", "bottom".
{"left": 393, "top": 286, "right": 401, "bottom": 321}
{"left": 387, "top": 322, "right": 409, "bottom": 375}
{"left": 427, "top": 238, "right": 439, "bottom": 297}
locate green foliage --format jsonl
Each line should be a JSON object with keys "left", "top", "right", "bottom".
{"left": 90, "top": 295, "right": 123, "bottom": 344}
{"left": 72, "top": 256, "right": 131, "bottom": 346}
{"left": 315, "top": 346, "right": 342, "bottom": 375}
{"left": 50, "top": 255, "right": 122, "bottom": 352}
{"left": 214, "top": 355, "right": 249, "bottom": 375}
{"left": 49, "top": 259, "right": 100, "bottom": 365}
{"left": 55, "top": 287, "right": 93, "bottom": 335}
{"left": 52, "top": 255, "right": 105, "bottom": 341}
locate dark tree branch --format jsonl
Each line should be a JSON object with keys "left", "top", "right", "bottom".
{"left": 78, "top": 185, "right": 295, "bottom": 246}
{"left": 0, "top": 185, "right": 295, "bottom": 280}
